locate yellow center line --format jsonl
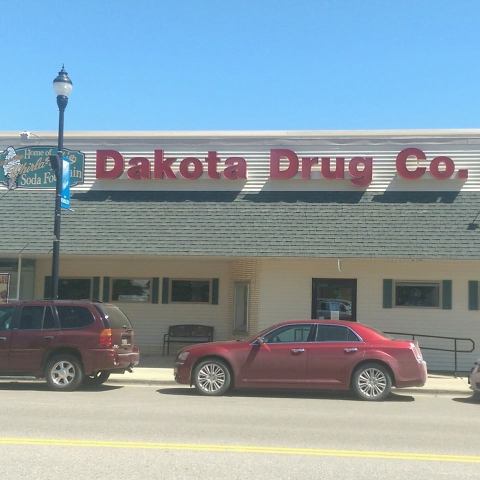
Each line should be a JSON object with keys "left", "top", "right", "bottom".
{"left": 0, "top": 437, "right": 479, "bottom": 463}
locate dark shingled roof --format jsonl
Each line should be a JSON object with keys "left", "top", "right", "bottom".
{"left": 2, "top": 190, "right": 480, "bottom": 259}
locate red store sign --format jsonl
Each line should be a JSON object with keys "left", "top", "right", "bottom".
{"left": 96, "top": 147, "right": 469, "bottom": 187}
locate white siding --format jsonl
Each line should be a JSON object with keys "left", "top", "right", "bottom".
{"left": 258, "top": 258, "right": 480, "bottom": 372}
{"left": 35, "top": 256, "right": 232, "bottom": 354}
{"left": 3, "top": 129, "right": 480, "bottom": 192}
{"left": 32, "top": 255, "right": 480, "bottom": 368}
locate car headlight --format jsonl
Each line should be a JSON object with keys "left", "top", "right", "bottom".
{"left": 177, "top": 351, "right": 190, "bottom": 362}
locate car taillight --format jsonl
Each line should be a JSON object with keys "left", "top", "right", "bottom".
{"left": 410, "top": 342, "right": 423, "bottom": 362}
{"left": 99, "top": 328, "right": 112, "bottom": 348}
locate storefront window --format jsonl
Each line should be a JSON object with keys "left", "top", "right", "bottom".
{"left": 111, "top": 278, "right": 151, "bottom": 303}
{"left": 312, "top": 278, "right": 357, "bottom": 321}
{"left": 395, "top": 282, "right": 440, "bottom": 308}
{"left": 58, "top": 278, "right": 92, "bottom": 300}
{"left": 171, "top": 280, "right": 210, "bottom": 303}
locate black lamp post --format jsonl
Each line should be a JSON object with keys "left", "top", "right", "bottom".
{"left": 50, "top": 66, "right": 73, "bottom": 299}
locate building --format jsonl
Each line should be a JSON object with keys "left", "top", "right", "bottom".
{"left": 1, "top": 130, "right": 479, "bottom": 371}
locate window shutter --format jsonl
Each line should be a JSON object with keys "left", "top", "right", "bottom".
{"left": 152, "top": 278, "right": 159, "bottom": 304}
{"left": 44, "top": 276, "right": 52, "bottom": 299}
{"left": 102, "top": 277, "right": 110, "bottom": 302}
{"left": 92, "top": 277, "right": 100, "bottom": 301}
{"left": 212, "top": 278, "right": 219, "bottom": 305}
{"left": 468, "top": 281, "right": 479, "bottom": 310}
{"left": 442, "top": 280, "right": 452, "bottom": 310}
{"left": 383, "top": 279, "right": 393, "bottom": 308}
{"left": 162, "top": 278, "right": 169, "bottom": 304}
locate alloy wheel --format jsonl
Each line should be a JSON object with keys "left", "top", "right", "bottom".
{"left": 50, "top": 360, "right": 77, "bottom": 387}
{"left": 193, "top": 359, "right": 232, "bottom": 396}
{"left": 196, "top": 362, "right": 227, "bottom": 394}
{"left": 357, "top": 367, "right": 388, "bottom": 399}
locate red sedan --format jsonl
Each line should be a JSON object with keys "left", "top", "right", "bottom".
{"left": 174, "top": 320, "right": 427, "bottom": 401}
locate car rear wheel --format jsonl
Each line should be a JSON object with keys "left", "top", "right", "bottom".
{"left": 193, "top": 359, "right": 231, "bottom": 396}
{"left": 45, "top": 355, "right": 84, "bottom": 392}
{"left": 83, "top": 371, "right": 111, "bottom": 386}
{"left": 352, "top": 363, "right": 392, "bottom": 401}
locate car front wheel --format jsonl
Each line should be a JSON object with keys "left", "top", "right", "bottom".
{"left": 45, "top": 354, "right": 84, "bottom": 391}
{"left": 352, "top": 363, "right": 392, "bottom": 401}
{"left": 193, "top": 359, "right": 231, "bottom": 396}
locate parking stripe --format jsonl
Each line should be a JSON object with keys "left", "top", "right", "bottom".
{"left": 1, "top": 437, "right": 480, "bottom": 463}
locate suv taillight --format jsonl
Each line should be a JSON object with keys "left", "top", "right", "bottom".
{"left": 99, "top": 328, "right": 112, "bottom": 348}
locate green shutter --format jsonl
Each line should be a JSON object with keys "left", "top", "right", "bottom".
{"left": 162, "top": 278, "right": 169, "bottom": 304}
{"left": 442, "top": 280, "right": 452, "bottom": 310}
{"left": 468, "top": 281, "right": 479, "bottom": 310}
{"left": 92, "top": 277, "right": 100, "bottom": 301}
{"left": 44, "top": 276, "right": 52, "bottom": 299}
{"left": 212, "top": 278, "right": 219, "bottom": 305}
{"left": 152, "top": 278, "right": 159, "bottom": 304}
{"left": 102, "top": 277, "right": 110, "bottom": 302}
{"left": 383, "top": 279, "right": 393, "bottom": 308}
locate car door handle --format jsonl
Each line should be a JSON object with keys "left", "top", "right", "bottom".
{"left": 0, "top": 336, "right": 7, "bottom": 341}
{"left": 43, "top": 336, "right": 54, "bottom": 340}
{"left": 291, "top": 348, "right": 305, "bottom": 354}
{"left": 344, "top": 347, "right": 358, "bottom": 353}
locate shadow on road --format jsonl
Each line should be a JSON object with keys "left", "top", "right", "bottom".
{"left": 0, "top": 381, "right": 123, "bottom": 393}
{"left": 157, "top": 387, "right": 414, "bottom": 402}
{"left": 452, "top": 394, "right": 480, "bottom": 404}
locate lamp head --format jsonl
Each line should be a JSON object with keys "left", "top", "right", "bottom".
{"left": 53, "top": 65, "right": 73, "bottom": 98}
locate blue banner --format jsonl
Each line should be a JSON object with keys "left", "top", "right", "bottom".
{"left": 60, "top": 155, "right": 70, "bottom": 209}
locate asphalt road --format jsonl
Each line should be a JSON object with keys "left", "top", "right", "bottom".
{"left": 0, "top": 381, "right": 479, "bottom": 480}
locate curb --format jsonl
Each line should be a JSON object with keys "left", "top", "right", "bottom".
{"left": 392, "top": 388, "right": 472, "bottom": 396}
{"left": 108, "top": 378, "right": 176, "bottom": 386}
{"left": 1, "top": 375, "right": 474, "bottom": 397}
{"left": 110, "top": 376, "right": 473, "bottom": 396}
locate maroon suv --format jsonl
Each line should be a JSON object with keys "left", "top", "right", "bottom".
{"left": 0, "top": 300, "right": 140, "bottom": 391}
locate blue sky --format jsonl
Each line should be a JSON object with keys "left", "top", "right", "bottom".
{"left": 1, "top": 1, "right": 479, "bottom": 131}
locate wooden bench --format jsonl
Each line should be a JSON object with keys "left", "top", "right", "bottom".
{"left": 162, "top": 324, "right": 214, "bottom": 355}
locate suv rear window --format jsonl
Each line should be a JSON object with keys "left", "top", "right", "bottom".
{"left": 57, "top": 306, "right": 95, "bottom": 329}
{"left": 98, "top": 305, "right": 133, "bottom": 329}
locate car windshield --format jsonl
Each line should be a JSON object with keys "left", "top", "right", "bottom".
{"left": 246, "top": 325, "right": 278, "bottom": 342}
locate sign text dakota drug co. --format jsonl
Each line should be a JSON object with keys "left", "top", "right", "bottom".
{"left": 96, "top": 147, "right": 469, "bottom": 186}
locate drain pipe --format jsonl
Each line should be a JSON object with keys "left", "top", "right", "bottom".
{"left": 16, "top": 255, "right": 22, "bottom": 300}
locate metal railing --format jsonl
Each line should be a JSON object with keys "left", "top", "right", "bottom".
{"left": 384, "top": 331, "right": 476, "bottom": 376}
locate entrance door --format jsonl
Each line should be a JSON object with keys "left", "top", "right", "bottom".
{"left": 312, "top": 279, "right": 357, "bottom": 321}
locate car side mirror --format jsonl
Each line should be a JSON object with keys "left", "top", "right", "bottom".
{"left": 253, "top": 336, "right": 265, "bottom": 346}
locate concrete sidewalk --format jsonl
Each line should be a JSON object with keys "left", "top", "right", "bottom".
{"left": 108, "top": 355, "right": 475, "bottom": 396}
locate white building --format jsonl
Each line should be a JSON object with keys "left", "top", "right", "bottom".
{"left": 1, "top": 130, "right": 479, "bottom": 371}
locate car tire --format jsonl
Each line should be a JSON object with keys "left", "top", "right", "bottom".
{"left": 193, "top": 359, "right": 231, "bottom": 396}
{"left": 83, "top": 371, "right": 111, "bottom": 386}
{"left": 352, "top": 362, "right": 392, "bottom": 401}
{"left": 45, "top": 354, "right": 84, "bottom": 392}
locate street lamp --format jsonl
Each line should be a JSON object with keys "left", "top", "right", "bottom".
{"left": 50, "top": 66, "right": 73, "bottom": 299}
